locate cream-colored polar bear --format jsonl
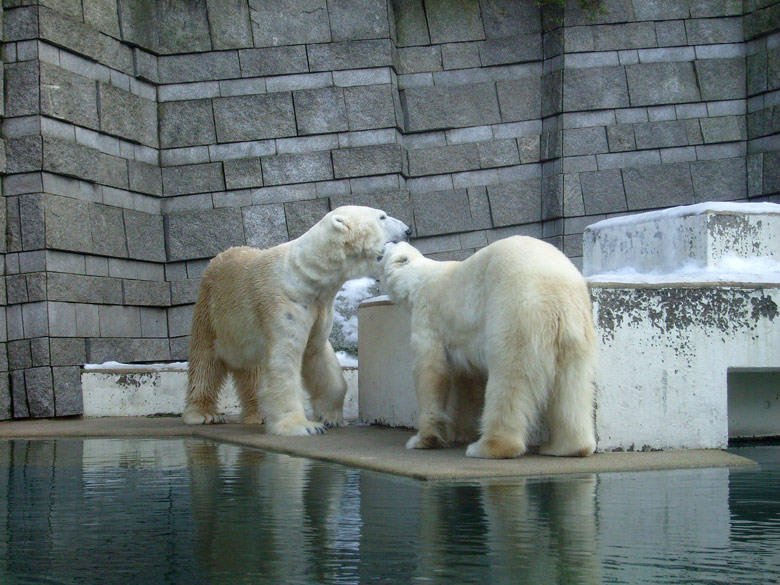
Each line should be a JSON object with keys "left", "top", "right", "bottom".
{"left": 183, "top": 206, "right": 410, "bottom": 436}
{"left": 381, "top": 237, "right": 596, "bottom": 459}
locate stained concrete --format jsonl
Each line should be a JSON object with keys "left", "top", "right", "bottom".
{"left": 0, "top": 417, "right": 756, "bottom": 481}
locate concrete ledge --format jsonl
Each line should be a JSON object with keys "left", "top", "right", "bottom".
{"left": 0, "top": 417, "right": 756, "bottom": 481}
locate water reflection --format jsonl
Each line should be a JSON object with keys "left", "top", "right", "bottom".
{"left": 0, "top": 439, "right": 778, "bottom": 585}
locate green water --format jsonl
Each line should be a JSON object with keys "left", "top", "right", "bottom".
{"left": 0, "top": 439, "right": 778, "bottom": 585}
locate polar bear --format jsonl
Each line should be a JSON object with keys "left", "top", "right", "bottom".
{"left": 381, "top": 237, "right": 596, "bottom": 459}
{"left": 183, "top": 206, "right": 410, "bottom": 436}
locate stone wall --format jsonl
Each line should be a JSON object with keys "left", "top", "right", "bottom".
{"left": 1, "top": 0, "right": 778, "bottom": 420}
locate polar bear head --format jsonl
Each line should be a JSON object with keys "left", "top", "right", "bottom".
{"left": 313, "top": 206, "right": 411, "bottom": 278}
{"left": 380, "top": 241, "right": 429, "bottom": 305}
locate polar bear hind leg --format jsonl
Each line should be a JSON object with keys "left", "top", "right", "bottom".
{"left": 539, "top": 342, "right": 596, "bottom": 457}
{"left": 232, "top": 367, "right": 264, "bottom": 424}
{"left": 183, "top": 351, "right": 228, "bottom": 425}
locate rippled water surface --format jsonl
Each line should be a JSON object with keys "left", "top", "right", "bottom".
{"left": 0, "top": 439, "right": 778, "bottom": 585}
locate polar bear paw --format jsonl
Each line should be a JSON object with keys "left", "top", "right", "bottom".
{"left": 268, "top": 416, "right": 327, "bottom": 436}
{"left": 182, "top": 408, "right": 226, "bottom": 425}
{"left": 315, "top": 409, "right": 345, "bottom": 428}
{"left": 539, "top": 439, "right": 595, "bottom": 457}
{"left": 465, "top": 436, "right": 525, "bottom": 459}
{"left": 405, "top": 433, "right": 445, "bottom": 449}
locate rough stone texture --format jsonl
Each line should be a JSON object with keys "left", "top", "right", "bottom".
{"left": 1, "top": 0, "right": 776, "bottom": 420}
{"left": 213, "top": 94, "right": 297, "bottom": 142}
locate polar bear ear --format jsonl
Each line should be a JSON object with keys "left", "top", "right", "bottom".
{"left": 330, "top": 214, "right": 350, "bottom": 232}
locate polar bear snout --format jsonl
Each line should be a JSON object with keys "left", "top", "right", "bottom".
{"left": 381, "top": 215, "right": 412, "bottom": 244}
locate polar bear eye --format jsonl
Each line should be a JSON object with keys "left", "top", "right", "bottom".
{"left": 379, "top": 214, "right": 387, "bottom": 220}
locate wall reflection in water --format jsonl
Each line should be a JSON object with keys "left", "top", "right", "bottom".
{"left": 0, "top": 439, "right": 778, "bottom": 585}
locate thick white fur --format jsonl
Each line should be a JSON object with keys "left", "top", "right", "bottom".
{"left": 183, "top": 206, "right": 410, "bottom": 436}
{"left": 381, "top": 237, "right": 597, "bottom": 459}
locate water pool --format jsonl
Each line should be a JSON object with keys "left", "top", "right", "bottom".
{"left": 0, "top": 439, "right": 778, "bottom": 585}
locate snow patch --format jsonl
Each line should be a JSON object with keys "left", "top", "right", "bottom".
{"left": 587, "top": 255, "right": 780, "bottom": 284}
{"left": 333, "top": 277, "right": 378, "bottom": 345}
{"left": 586, "top": 201, "right": 780, "bottom": 232}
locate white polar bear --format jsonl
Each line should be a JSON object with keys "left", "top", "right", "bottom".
{"left": 183, "top": 206, "right": 410, "bottom": 436}
{"left": 381, "top": 237, "right": 597, "bottom": 459}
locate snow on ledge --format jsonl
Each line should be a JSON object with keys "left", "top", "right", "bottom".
{"left": 587, "top": 255, "right": 780, "bottom": 285}
{"left": 586, "top": 201, "right": 780, "bottom": 232}
{"left": 84, "top": 354, "right": 360, "bottom": 372}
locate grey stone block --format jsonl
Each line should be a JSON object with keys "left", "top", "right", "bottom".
{"left": 284, "top": 198, "right": 331, "bottom": 239}
{"left": 99, "top": 82, "right": 158, "bottom": 147}
{"left": 159, "top": 52, "right": 241, "bottom": 84}
{"left": 606, "top": 124, "right": 636, "bottom": 152}
{"left": 690, "top": 157, "right": 746, "bottom": 201}
{"left": 5, "top": 136, "right": 43, "bottom": 175}
{"left": 29, "top": 337, "right": 48, "bottom": 368}
{"left": 238, "top": 46, "right": 309, "bottom": 77}
{"left": 6, "top": 275, "right": 28, "bottom": 305}
{"left": 332, "top": 144, "right": 404, "bottom": 178}
{"left": 344, "top": 85, "right": 396, "bottom": 131}
{"left": 99, "top": 305, "right": 141, "bottom": 337}
{"left": 632, "top": 0, "right": 689, "bottom": 20}
{"left": 542, "top": 174, "right": 563, "bottom": 221}
{"left": 579, "top": 169, "right": 627, "bottom": 215}
{"left": 8, "top": 340, "right": 32, "bottom": 371}
{"left": 86, "top": 338, "right": 171, "bottom": 364}
{"left": 154, "top": 0, "right": 211, "bottom": 54}
{"left": 626, "top": 62, "right": 700, "bottom": 106}
{"left": 53, "top": 366, "right": 83, "bottom": 416}
{"left": 762, "top": 151, "right": 780, "bottom": 195}
{"left": 294, "top": 87, "right": 348, "bottom": 135}
{"left": 655, "top": 19, "right": 687, "bottom": 47}
{"left": 563, "top": 66, "right": 629, "bottom": 112}
{"left": 408, "top": 143, "right": 480, "bottom": 176}
{"left": 401, "top": 83, "right": 501, "bottom": 132}
{"left": 47, "top": 273, "right": 123, "bottom": 304}
{"left": 389, "top": 0, "right": 430, "bottom": 46}
{"left": 166, "top": 208, "right": 246, "bottom": 262}
{"left": 124, "top": 210, "right": 166, "bottom": 263}
{"left": 441, "top": 42, "right": 481, "bottom": 70}
{"left": 242, "top": 204, "right": 290, "bottom": 249}
{"left": 140, "top": 307, "right": 168, "bottom": 338}
{"left": 487, "top": 179, "right": 542, "bottom": 227}
{"left": 562, "top": 127, "right": 608, "bottom": 157}
{"left": 25, "top": 367, "right": 55, "bottom": 418}
{"left": 424, "top": 0, "right": 484, "bottom": 44}
{"left": 328, "top": 0, "right": 389, "bottom": 41}
{"left": 123, "top": 280, "right": 171, "bottom": 307}
{"left": 685, "top": 17, "right": 743, "bottom": 45}
{"left": 50, "top": 338, "right": 87, "bottom": 366}
{"left": 159, "top": 99, "right": 216, "bottom": 149}
{"left": 128, "top": 160, "right": 163, "bottom": 197}
{"left": 11, "top": 370, "right": 29, "bottom": 418}
{"left": 90, "top": 204, "right": 128, "bottom": 258}
{"left": 478, "top": 140, "right": 519, "bottom": 168}
{"left": 480, "top": 0, "right": 540, "bottom": 37}
{"left": 4, "top": 61, "right": 40, "bottom": 117}
{"left": 40, "top": 62, "right": 99, "bottom": 129}
{"left": 464, "top": 186, "right": 491, "bottom": 230}
{"left": 262, "top": 151, "right": 333, "bottom": 186}
{"left": 700, "top": 116, "right": 746, "bottom": 144}
{"left": 248, "top": 0, "right": 331, "bottom": 47}
{"left": 308, "top": 39, "right": 393, "bottom": 71}
{"left": 622, "top": 162, "right": 694, "bottom": 210}
{"left": 170, "top": 335, "right": 190, "bottom": 361}
{"left": 517, "top": 135, "right": 541, "bottom": 164}
{"left": 207, "top": 0, "right": 253, "bottom": 50}
{"left": 412, "top": 188, "right": 472, "bottom": 236}
{"left": 224, "top": 158, "right": 264, "bottom": 190}
{"left": 4, "top": 6, "right": 39, "bottom": 42}
{"left": 696, "top": 58, "right": 746, "bottom": 102}
{"left": 44, "top": 195, "right": 92, "bottom": 253}
{"left": 479, "top": 35, "right": 542, "bottom": 67}
{"left": 162, "top": 163, "right": 225, "bottom": 196}
{"left": 214, "top": 93, "right": 296, "bottom": 142}
{"left": 497, "top": 79, "right": 541, "bottom": 122}
{"left": 19, "top": 194, "right": 46, "bottom": 252}
{"left": 634, "top": 120, "right": 689, "bottom": 149}
{"left": 171, "top": 279, "right": 201, "bottom": 305}
{"left": 685, "top": 119, "right": 704, "bottom": 145}
{"left": 395, "top": 46, "right": 442, "bottom": 74}
{"left": 167, "top": 304, "right": 194, "bottom": 338}
{"left": 592, "top": 22, "right": 656, "bottom": 51}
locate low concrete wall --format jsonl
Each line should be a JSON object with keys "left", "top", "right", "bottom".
{"left": 82, "top": 365, "right": 359, "bottom": 421}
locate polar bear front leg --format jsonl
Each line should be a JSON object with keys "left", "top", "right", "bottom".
{"left": 302, "top": 341, "right": 347, "bottom": 427}
{"left": 406, "top": 343, "right": 451, "bottom": 450}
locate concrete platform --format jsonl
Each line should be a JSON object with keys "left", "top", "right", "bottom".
{"left": 0, "top": 417, "right": 756, "bottom": 481}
